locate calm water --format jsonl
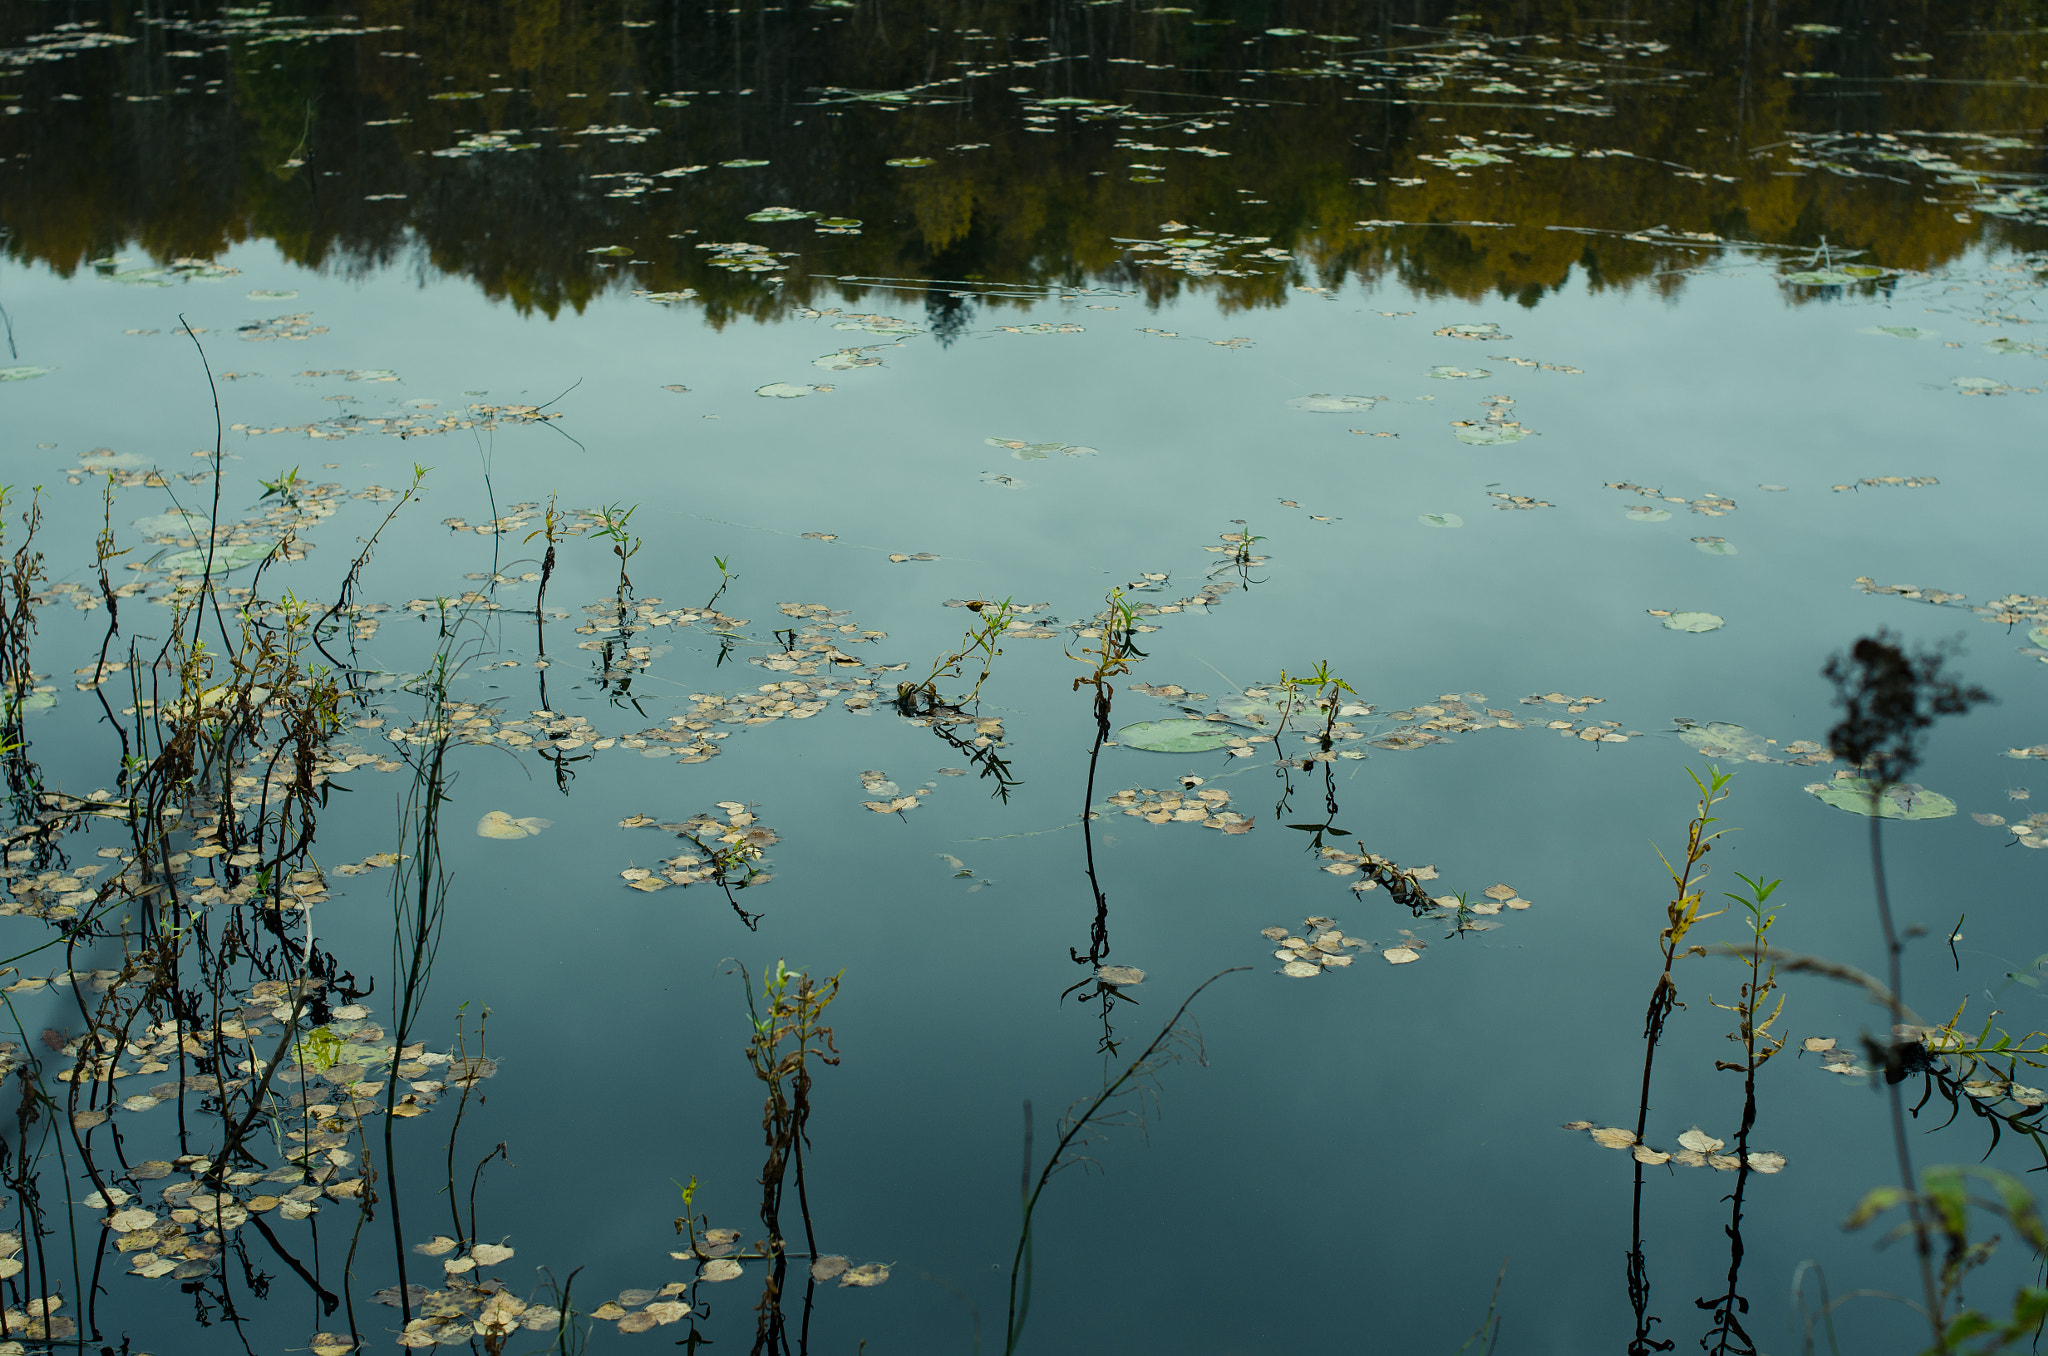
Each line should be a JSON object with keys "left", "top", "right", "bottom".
{"left": 2, "top": 3, "right": 2048, "bottom": 1353}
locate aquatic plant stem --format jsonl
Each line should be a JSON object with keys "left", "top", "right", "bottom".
{"left": 1866, "top": 810, "right": 1945, "bottom": 1352}
{"left": 1004, "top": 967, "right": 1245, "bottom": 1355}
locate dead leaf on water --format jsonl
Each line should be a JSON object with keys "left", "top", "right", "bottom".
{"left": 477, "top": 811, "right": 550, "bottom": 840}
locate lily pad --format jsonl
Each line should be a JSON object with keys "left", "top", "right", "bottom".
{"left": 134, "top": 510, "right": 208, "bottom": 538}
{"left": 0, "top": 367, "right": 50, "bottom": 382}
{"left": 477, "top": 811, "right": 552, "bottom": 840}
{"left": 1626, "top": 508, "right": 1673, "bottom": 523}
{"left": 1454, "top": 425, "right": 1528, "bottom": 445}
{"left": 154, "top": 539, "right": 278, "bottom": 573}
{"left": 1446, "top": 150, "right": 1508, "bottom": 166}
{"left": 884, "top": 157, "right": 935, "bottom": 168}
{"left": 1115, "top": 719, "right": 1236, "bottom": 753}
{"left": 746, "top": 207, "right": 814, "bottom": 222}
{"left": 1662, "top": 612, "right": 1724, "bottom": 633}
{"left": 1785, "top": 268, "right": 1884, "bottom": 285}
{"left": 1869, "top": 325, "right": 1937, "bottom": 339}
{"left": 1429, "top": 366, "right": 1491, "bottom": 379}
{"left": 2030, "top": 626, "right": 2048, "bottom": 649}
{"left": 1524, "top": 144, "right": 1575, "bottom": 158}
{"left": 1693, "top": 537, "right": 1738, "bottom": 556}
{"left": 1806, "top": 778, "right": 1956, "bottom": 821}
{"left": 248, "top": 289, "right": 299, "bottom": 300}
{"left": 755, "top": 383, "right": 818, "bottom": 398}
{"left": 1418, "top": 513, "right": 1463, "bottom": 528}
{"left": 720, "top": 159, "right": 770, "bottom": 168}
{"left": 1288, "top": 394, "right": 1379, "bottom": 412}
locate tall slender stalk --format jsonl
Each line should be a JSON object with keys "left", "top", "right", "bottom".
{"left": 1628, "top": 767, "right": 1731, "bottom": 1355}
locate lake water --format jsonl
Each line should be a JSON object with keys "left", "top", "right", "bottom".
{"left": 2, "top": 4, "right": 2047, "bottom": 1353}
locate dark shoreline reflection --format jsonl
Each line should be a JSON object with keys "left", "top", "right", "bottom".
{"left": 2, "top": 1, "right": 2043, "bottom": 324}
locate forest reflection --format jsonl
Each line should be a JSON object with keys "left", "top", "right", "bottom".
{"left": 1, "top": 0, "right": 2043, "bottom": 324}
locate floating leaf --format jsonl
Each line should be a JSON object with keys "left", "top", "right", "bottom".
{"left": 720, "top": 159, "right": 770, "bottom": 168}
{"left": 699, "top": 1258, "right": 743, "bottom": 1282}
{"left": 1418, "top": 513, "right": 1463, "bottom": 528}
{"left": 1429, "top": 366, "right": 1491, "bottom": 379}
{"left": 1115, "top": 719, "right": 1236, "bottom": 753}
{"left": 1446, "top": 150, "right": 1509, "bottom": 166}
{"left": 1693, "top": 536, "right": 1737, "bottom": 556}
{"left": 1382, "top": 947, "right": 1420, "bottom": 965}
{"left": 1677, "top": 1127, "right": 1725, "bottom": 1153}
{"left": 1281, "top": 960, "right": 1321, "bottom": 977}
{"left": 477, "top": 811, "right": 552, "bottom": 840}
{"left": 746, "top": 207, "right": 814, "bottom": 222}
{"left": 1806, "top": 778, "right": 1956, "bottom": 821}
{"left": 1868, "top": 325, "right": 1937, "bottom": 339}
{"left": 884, "top": 157, "right": 935, "bottom": 168}
{"left": 1588, "top": 1126, "right": 1637, "bottom": 1149}
{"left": 755, "top": 383, "right": 822, "bottom": 398}
{"left": 1626, "top": 507, "right": 1673, "bottom": 523}
{"left": 811, "top": 1255, "right": 851, "bottom": 1282}
{"left": 1094, "top": 966, "right": 1146, "bottom": 986}
{"left": 1662, "top": 612, "right": 1724, "bottom": 633}
{"left": 1632, "top": 1145, "right": 1672, "bottom": 1165}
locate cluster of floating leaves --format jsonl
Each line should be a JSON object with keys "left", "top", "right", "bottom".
{"left": 1563, "top": 1122, "right": 1787, "bottom": 1174}
{"left": 1608, "top": 482, "right": 1737, "bottom": 517}
{"left": 1261, "top": 918, "right": 1368, "bottom": 976}
{"left": 1115, "top": 221, "right": 1285, "bottom": 279}
{"left": 1834, "top": 476, "right": 1939, "bottom": 491}
{"left": 619, "top": 803, "right": 777, "bottom": 891}
{"left": 232, "top": 400, "right": 563, "bottom": 443}
{"left": 1488, "top": 492, "right": 1553, "bottom": 510}
{"left": 1101, "top": 779, "right": 1252, "bottom": 833}
{"left": 35, "top": 977, "right": 493, "bottom": 1284}
{"left": 1451, "top": 393, "right": 1529, "bottom": 445}
{"left": 860, "top": 770, "right": 933, "bottom": 815}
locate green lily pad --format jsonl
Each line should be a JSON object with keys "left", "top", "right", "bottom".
{"left": 1626, "top": 508, "right": 1673, "bottom": 523}
{"left": 1663, "top": 612, "right": 1724, "bottom": 633}
{"left": 747, "top": 207, "right": 813, "bottom": 222}
{"left": 1693, "top": 538, "right": 1738, "bottom": 556}
{"left": 8, "top": 692, "right": 55, "bottom": 715}
{"left": 1807, "top": 777, "right": 1956, "bottom": 821}
{"left": 1524, "top": 144, "right": 1575, "bottom": 158}
{"left": 885, "top": 157, "right": 935, "bottom": 168}
{"left": 1265, "top": 27, "right": 1309, "bottom": 36}
{"left": 0, "top": 367, "right": 50, "bottom": 382}
{"left": 1418, "top": 513, "right": 1463, "bottom": 528}
{"left": 1869, "top": 325, "right": 1937, "bottom": 339}
{"left": 1115, "top": 719, "right": 1236, "bottom": 753}
{"left": 654, "top": 98, "right": 691, "bottom": 107}
{"left": 588, "top": 245, "right": 636, "bottom": 257}
{"left": 1455, "top": 425, "right": 1528, "bottom": 445}
{"left": 1446, "top": 150, "right": 1508, "bottom": 166}
{"left": 1678, "top": 722, "right": 1769, "bottom": 759}
{"left": 2029, "top": 626, "right": 2048, "bottom": 649}
{"left": 1954, "top": 376, "right": 2007, "bottom": 392}
{"left": 720, "top": 159, "right": 770, "bottom": 168}
{"left": 153, "top": 539, "right": 278, "bottom": 574}
{"left": 816, "top": 217, "right": 863, "bottom": 229}
{"left": 428, "top": 91, "right": 485, "bottom": 100}
{"left": 1430, "top": 366, "right": 1491, "bottom": 379}
{"left": 755, "top": 383, "right": 817, "bottom": 398}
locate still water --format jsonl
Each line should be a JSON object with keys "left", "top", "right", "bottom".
{"left": 2, "top": 2, "right": 2047, "bottom": 1353}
